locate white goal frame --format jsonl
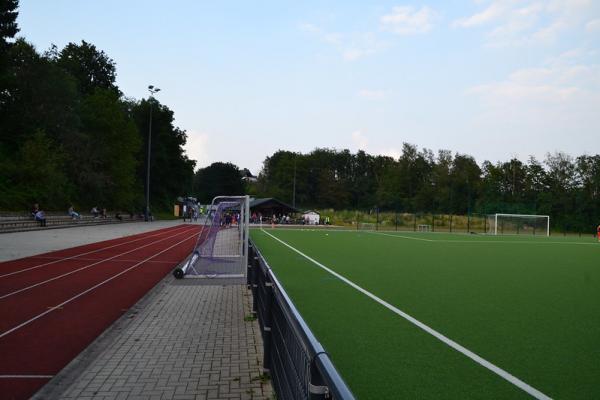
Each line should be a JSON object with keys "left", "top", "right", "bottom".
{"left": 418, "top": 224, "right": 431, "bottom": 232}
{"left": 489, "top": 213, "right": 550, "bottom": 237}
{"left": 176, "top": 195, "right": 250, "bottom": 279}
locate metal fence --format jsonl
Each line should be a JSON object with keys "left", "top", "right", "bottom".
{"left": 248, "top": 241, "right": 355, "bottom": 400}
{"left": 342, "top": 210, "right": 491, "bottom": 234}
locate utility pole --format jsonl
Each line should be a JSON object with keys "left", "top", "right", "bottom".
{"left": 292, "top": 155, "right": 297, "bottom": 209}
{"left": 145, "top": 85, "right": 161, "bottom": 222}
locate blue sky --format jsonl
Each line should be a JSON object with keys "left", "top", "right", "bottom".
{"left": 17, "top": 1, "right": 600, "bottom": 173}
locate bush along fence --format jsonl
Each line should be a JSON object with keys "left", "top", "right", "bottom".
{"left": 318, "top": 209, "right": 597, "bottom": 237}
{"left": 247, "top": 241, "right": 355, "bottom": 400}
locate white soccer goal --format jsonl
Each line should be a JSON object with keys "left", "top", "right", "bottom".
{"left": 174, "top": 195, "right": 250, "bottom": 278}
{"left": 486, "top": 213, "right": 550, "bottom": 236}
{"left": 358, "top": 222, "right": 377, "bottom": 231}
{"left": 418, "top": 224, "right": 431, "bottom": 232}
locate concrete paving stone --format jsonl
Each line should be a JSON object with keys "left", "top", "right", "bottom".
{"left": 36, "top": 260, "right": 273, "bottom": 400}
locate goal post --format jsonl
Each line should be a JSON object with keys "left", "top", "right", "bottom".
{"left": 174, "top": 195, "right": 250, "bottom": 278}
{"left": 486, "top": 213, "right": 550, "bottom": 236}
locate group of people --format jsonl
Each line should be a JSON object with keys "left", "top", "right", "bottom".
{"left": 182, "top": 208, "right": 199, "bottom": 222}
{"left": 271, "top": 214, "right": 293, "bottom": 224}
{"left": 68, "top": 205, "right": 107, "bottom": 219}
{"left": 219, "top": 212, "right": 240, "bottom": 227}
{"left": 90, "top": 206, "right": 108, "bottom": 218}
{"left": 30, "top": 204, "right": 123, "bottom": 227}
{"left": 30, "top": 203, "right": 46, "bottom": 227}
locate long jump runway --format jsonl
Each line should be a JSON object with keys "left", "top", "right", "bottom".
{"left": 0, "top": 224, "right": 202, "bottom": 400}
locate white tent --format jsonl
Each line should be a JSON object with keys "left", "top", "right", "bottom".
{"left": 302, "top": 211, "right": 320, "bottom": 225}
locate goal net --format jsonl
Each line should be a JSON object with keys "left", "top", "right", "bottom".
{"left": 418, "top": 224, "right": 431, "bottom": 232}
{"left": 174, "top": 195, "right": 249, "bottom": 278}
{"left": 357, "top": 222, "right": 377, "bottom": 231}
{"left": 486, "top": 213, "right": 550, "bottom": 236}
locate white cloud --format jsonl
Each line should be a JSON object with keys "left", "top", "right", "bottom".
{"left": 466, "top": 61, "right": 600, "bottom": 138}
{"left": 357, "top": 89, "right": 387, "bottom": 100}
{"left": 299, "top": 23, "right": 384, "bottom": 62}
{"left": 381, "top": 6, "right": 438, "bottom": 35}
{"left": 586, "top": 18, "right": 600, "bottom": 32}
{"left": 184, "top": 131, "right": 210, "bottom": 169}
{"left": 351, "top": 130, "right": 369, "bottom": 151}
{"left": 299, "top": 22, "right": 320, "bottom": 34}
{"left": 343, "top": 48, "right": 368, "bottom": 61}
{"left": 453, "top": 1, "right": 507, "bottom": 27}
{"left": 350, "top": 131, "right": 402, "bottom": 159}
{"left": 379, "top": 148, "right": 402, "bottom": 160}
{"left": 454, "top": 0, "right": 598, "bottom": 46}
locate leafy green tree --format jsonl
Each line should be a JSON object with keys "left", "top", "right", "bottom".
{"left": 130, "top": 99, "right": 195, "bottom": 211}
{"left": 8, "top": 130, "right": 71, "bottom": 209}
{"left": 77, "top": 89, "right": 141, "bottom": 209}
{"left": 193, "top": 162, "right": 244, "bottom": 203}
{"left": 0, "top": 0, "right": 19, "bottom": 108}
{"left": 449, "top": 154, "right": 481, "bottom": 214}
{"left": 56, "top": 40, "right": 118, "bottom": 96}
{"left": 0, "top": 0, "right": 18, "bottom": 48}
{"left": 1, "top": 39, "right": 80, "bottom": 155}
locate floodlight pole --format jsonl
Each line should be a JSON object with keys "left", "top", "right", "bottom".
{"left": 145, "top": 85, "right": 161, "bottom": 222}
{"left": 292, "top": 155, "right": 296, "bottom": 209}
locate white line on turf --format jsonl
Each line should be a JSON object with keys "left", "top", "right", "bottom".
{"left": 260, "top": 228, "right": 596, "bottom": 245}
{"left": 0, "top": 224, "right": 191, "bottom": 278}
{"left": 0, "top": 226, "right": 199, "bottom": 300}
{"left": 0, "top": 375, "right": 53, "bottom": 379}
{"left": 261, "top": 229, "right": 552, "bottom": 400}
{"left": 367, "top": 231, "right": 435, "bottom": 242}
{"left": 0, "top": 231, "right": 200, "bottom": 339}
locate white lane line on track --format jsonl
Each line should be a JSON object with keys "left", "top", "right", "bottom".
{"left": 367, "top": 231, "right": 435, "bottom": 242}
{"left": 261, "top": 229, "right": 552, "bottom": 400}
{"left": 0, "top": 224, "right": 191, "bottom": 278}
{"left": 0, "top": 375, "right": 53, "bottom": 379}
{"left": 0, "top": 226, "right": 199, "bottom": 300}
{"left": 29, "top": 256, "right": 182, "bottom": 264}
{"left": 0, "top": 231, "right": 200, "bottom": 339}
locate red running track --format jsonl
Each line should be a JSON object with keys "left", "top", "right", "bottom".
{"left": 0, "top": 224, "right": 202, "bottom": 400}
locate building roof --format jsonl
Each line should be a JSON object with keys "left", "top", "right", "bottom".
{"left": 249, "top": 198, "right": 298, "bottom": 213}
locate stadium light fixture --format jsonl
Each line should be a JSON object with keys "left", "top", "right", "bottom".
{"left": 145, "top": 85, "right": 161, "bottom": 222}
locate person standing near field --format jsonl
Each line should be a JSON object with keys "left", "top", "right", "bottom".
{"left": 597, "top": 224, "right": 600, "bottom": 242}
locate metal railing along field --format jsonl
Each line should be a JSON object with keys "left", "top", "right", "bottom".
{"left": 248, "top": 241, "right": 355, "bottom": 400}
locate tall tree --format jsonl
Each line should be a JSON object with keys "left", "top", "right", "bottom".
{"left": 0, "top": 0, "right": 18, "bottom": 48}
{"left": 193, "top": 162, "right": 244, "bottom": 203}
{"left": 56, "top": 40, "right": 117, "bottom": 96}
{"left": 130, "top": 98, "right": 195, "bottom": 211}
{"left": 76, "top": 89, "right": 141, "bottom": 209}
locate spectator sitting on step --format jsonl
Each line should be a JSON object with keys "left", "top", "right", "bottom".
{"left": 100, "top": 208, "right": 107, "bottom": 218}
{"left": 91, "top": 206, "right": 99, "bottom": 218}
{"left": 68, "top": 205, "right": 81, "bottom": 219}
{"left": 115, "top": 212, "right": 123, "bottom": 221}
{"left": 35, "top": 209, "right": 47, "bottom": 227}
{"left": 30, "top": 203, "right": 39, "bottom": 219}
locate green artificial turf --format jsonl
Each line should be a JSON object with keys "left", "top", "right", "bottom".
{"left": 250, "top": 228, "right": 600, "bottom": 399}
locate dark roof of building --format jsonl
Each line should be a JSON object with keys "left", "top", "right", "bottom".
{"left": 249, "top": 198, "right": 298, "bottom": 213}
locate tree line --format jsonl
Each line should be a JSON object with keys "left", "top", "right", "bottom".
{"left": 0, "top": 1, "right": 195, "bottom": 214}
{"left": 194, "top": 146, "right": 599, "bottom": 233}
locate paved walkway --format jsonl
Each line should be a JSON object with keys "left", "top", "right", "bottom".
{"left": 1, "top": 222, "right": 273, "bottom": 399}
{"left": 33, "top": 277, "right": 273, "bottom": 400}
{"left": 0, "top": 220, "right": 184, "bottom": 261}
